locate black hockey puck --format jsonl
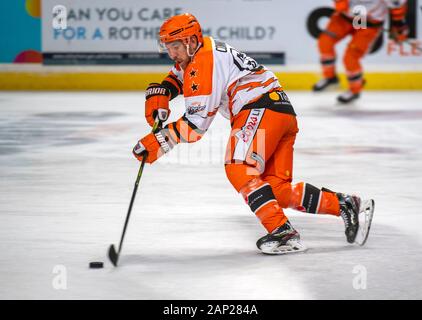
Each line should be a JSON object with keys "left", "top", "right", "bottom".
{"left": 89, "top": 261, "right": 104, "bottom": 269}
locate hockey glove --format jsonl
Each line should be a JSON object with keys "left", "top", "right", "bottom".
{"left": 133, "top": 129, "right": 174, "bottom": 164}
{"left": 389, "top": 20, "right": 409, "bottom": 44}
{"left": 145, "top": 83, "right": 171, "bottom": 127}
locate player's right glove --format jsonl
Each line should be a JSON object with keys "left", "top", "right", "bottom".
{"left": 145, "top": 83, "right": 171, "bottom": 127}
{"left": 132, "top": 129, "right": 174, "bottom": 164}
{"left": 389, "top": 19, "right": 409, "bottom": 44}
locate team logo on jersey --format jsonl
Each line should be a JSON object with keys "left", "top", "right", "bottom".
{"left": 187, "top": 103, "right": 206, "bottom": 115}
{"left": 191, "top": 82, "right": 199, "bottom": 92}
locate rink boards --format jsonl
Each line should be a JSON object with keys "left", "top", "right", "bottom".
{"left": 1, "top": 64, "right": 422, "bottom": 90}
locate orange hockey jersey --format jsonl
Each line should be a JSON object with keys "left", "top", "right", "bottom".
{"left": 160, "top": 36, "right": 281, "bottom": 144}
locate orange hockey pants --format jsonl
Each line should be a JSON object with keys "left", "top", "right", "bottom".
{"left": 225, "top": 106, "right": 340, "bottom": 233}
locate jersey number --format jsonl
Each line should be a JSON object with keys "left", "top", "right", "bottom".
{"left": 230, "top": 48, "right": 260, "bottom": 72}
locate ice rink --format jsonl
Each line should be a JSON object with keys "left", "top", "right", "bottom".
{"left": 0, "top": 90, "right": 421, "bottom": 300}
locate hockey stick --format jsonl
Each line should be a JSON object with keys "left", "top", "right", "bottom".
{"left": 108, "top": 118, "right": 162, "bottom": 267}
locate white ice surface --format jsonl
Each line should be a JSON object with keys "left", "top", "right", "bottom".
{"left": 0, "top": 91, "right": 421, "bottom": 300}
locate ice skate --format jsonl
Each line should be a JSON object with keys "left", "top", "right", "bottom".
{"left": 337, "top": 193, "right": 375, "bottom": 245}
{"left": 256, "top": 220, "right": 307, "bottom": 255}
{"left": 337, "top": 193, "right": 361, "bottom": 243}
{"left": 337, "top": 91, "right": 360, "bottom": 104}
{"left": 312, "top": 76, "right": 339, "bottom": 92}
{"left": 354, "top": 198, "right": 375, "bottom": 246}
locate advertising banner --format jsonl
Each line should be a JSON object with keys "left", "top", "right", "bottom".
{"left": 41, "top": 0, "right": 421, "bottom": 65}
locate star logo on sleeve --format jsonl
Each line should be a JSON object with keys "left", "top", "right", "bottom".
{"left": 189, "top": 69, "right": 198, "bottom": 78}
{"left": 191, "top": 82, "right": 199, "bottom": 92}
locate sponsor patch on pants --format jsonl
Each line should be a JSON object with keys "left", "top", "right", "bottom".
{"left": 233, "top": 108, "right": 264, "bottom": 161}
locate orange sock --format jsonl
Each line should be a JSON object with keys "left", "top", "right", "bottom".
{"left": 319, "top": 189, "right": 341, "bottom": 216}
{"left": 322, "top": 62, "right": 336, "bottom": 79}
{"left": 240, "top": 178, "right": 287, "bottom": 233}
{"left": 289, "top": 182, "right": 340, "bottom": 216}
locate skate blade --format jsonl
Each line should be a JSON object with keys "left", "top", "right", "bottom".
{"left": 260, "top": 239, "right": 308, "bottom": 255}
{"left": 313, "top": 83, "right": 340, "bottom": 92}
{"left": 354, "top": 199, "right": 375, "bottom": 246}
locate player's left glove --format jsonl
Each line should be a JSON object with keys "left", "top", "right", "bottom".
{"left": 145, "top": 83, "right": 171, "bottom": 127}
{"left": 389, "top": 19, "right": 409, "bottom": 43}
{"left": 133, "top": 129, "right": 174, "bottom": 164}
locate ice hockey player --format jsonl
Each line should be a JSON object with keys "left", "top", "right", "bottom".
{"left": 313, "top": 0, "right": 409, "bottom": 103}
{"left": 133, "top": 13, "right": 374, "bottom": 254}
